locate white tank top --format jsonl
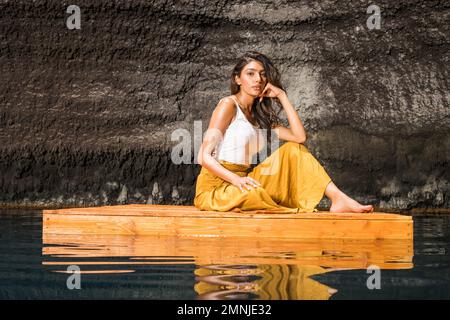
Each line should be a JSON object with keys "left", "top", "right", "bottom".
{"left": 214, "top": 96, "right": 266, "bottom": 165}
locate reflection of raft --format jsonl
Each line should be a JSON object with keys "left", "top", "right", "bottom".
{"left": 42, "top": 234, "right": 413, "bottom": 299}
{"left": 42, "top": 233, "right": 413, "bottom": 269}
{"left": 43, "top": 204, "right": 413, "bottom": 240}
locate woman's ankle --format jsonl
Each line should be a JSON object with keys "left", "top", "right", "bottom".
{"left": 324, "top": 181, "right": 344, "bottom": 203}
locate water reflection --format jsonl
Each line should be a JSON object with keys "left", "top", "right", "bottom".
{"left": 194, "top": 264, "right": 338, "bottom": 300}
{"left": 42, "top": 234, "right": 413, "bottom": 300}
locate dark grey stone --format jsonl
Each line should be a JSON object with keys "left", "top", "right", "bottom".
{"left": 0, "top": 0, "right": 448, "bottom": 212}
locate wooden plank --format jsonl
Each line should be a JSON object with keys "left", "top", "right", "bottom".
{"left": 43, "top": 204, "right": 413, "bottom": 240}
{"left": 43, "top": 204, "right": 412, "bottom": 220}
{"left": 42, "top": 234, "right": 413, "bottom": 270}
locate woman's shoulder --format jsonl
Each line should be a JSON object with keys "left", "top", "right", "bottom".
{"left": 215, "top": 95, "right": 238, "bottom": 113}
{"left": 211, "top": 96, "right": 239, "bottom": 125}
{"left": 218, "top": 95, "right": 237, "bottom": 105}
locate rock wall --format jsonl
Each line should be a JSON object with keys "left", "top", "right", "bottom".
{"left": 0, "top": 0, "right": 448, "bottom": 211}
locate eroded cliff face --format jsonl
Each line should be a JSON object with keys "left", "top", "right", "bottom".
{"left": 0, "top": 0, "right": 448, "bottom": 211}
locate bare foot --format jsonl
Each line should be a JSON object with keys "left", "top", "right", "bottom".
{"left": 330, "top": 194, "right": 374, "bottom": 213}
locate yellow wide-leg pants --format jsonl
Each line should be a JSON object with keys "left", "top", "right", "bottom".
{"left": 194, "top": 141, "right": 332, "bottom": 213}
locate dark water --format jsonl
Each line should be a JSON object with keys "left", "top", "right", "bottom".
{"left": 0, "top": 209, "right": 449, "bottom": 300}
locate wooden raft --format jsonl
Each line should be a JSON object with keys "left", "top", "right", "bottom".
{"left": 43, "top": 204, "right": 413, "bottom": 240}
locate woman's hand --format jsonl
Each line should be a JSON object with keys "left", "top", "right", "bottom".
{"left": 231, "top": 175, "right": 262, "bottom": 193}
{"left": 259, "top": 83, "right": 285, "bottom": 102}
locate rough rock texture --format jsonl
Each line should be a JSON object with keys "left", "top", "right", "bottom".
{"left": 0, "top": 0, "right": 449, "bottom": 211}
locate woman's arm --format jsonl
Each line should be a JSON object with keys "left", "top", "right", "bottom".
{"left": 273, "top": 92, "right": 307, "bottom": 143}
{"left": 197, "top": 98, "right": 241, "bottom": 184}
{"left": 259, "top": 84, "right": 307, "bottom": 144}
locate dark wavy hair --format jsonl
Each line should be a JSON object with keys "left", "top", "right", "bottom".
{"left": 230, "top": 51, "right": 284, "bottom": 131}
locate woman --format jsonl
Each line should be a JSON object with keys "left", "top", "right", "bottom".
{"left": 194, "top": 51, "right": 374, "bottom": 213}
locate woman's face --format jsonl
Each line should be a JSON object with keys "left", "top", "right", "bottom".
{"left": 235, "top": 60, "right": 267, "bottom": 97}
